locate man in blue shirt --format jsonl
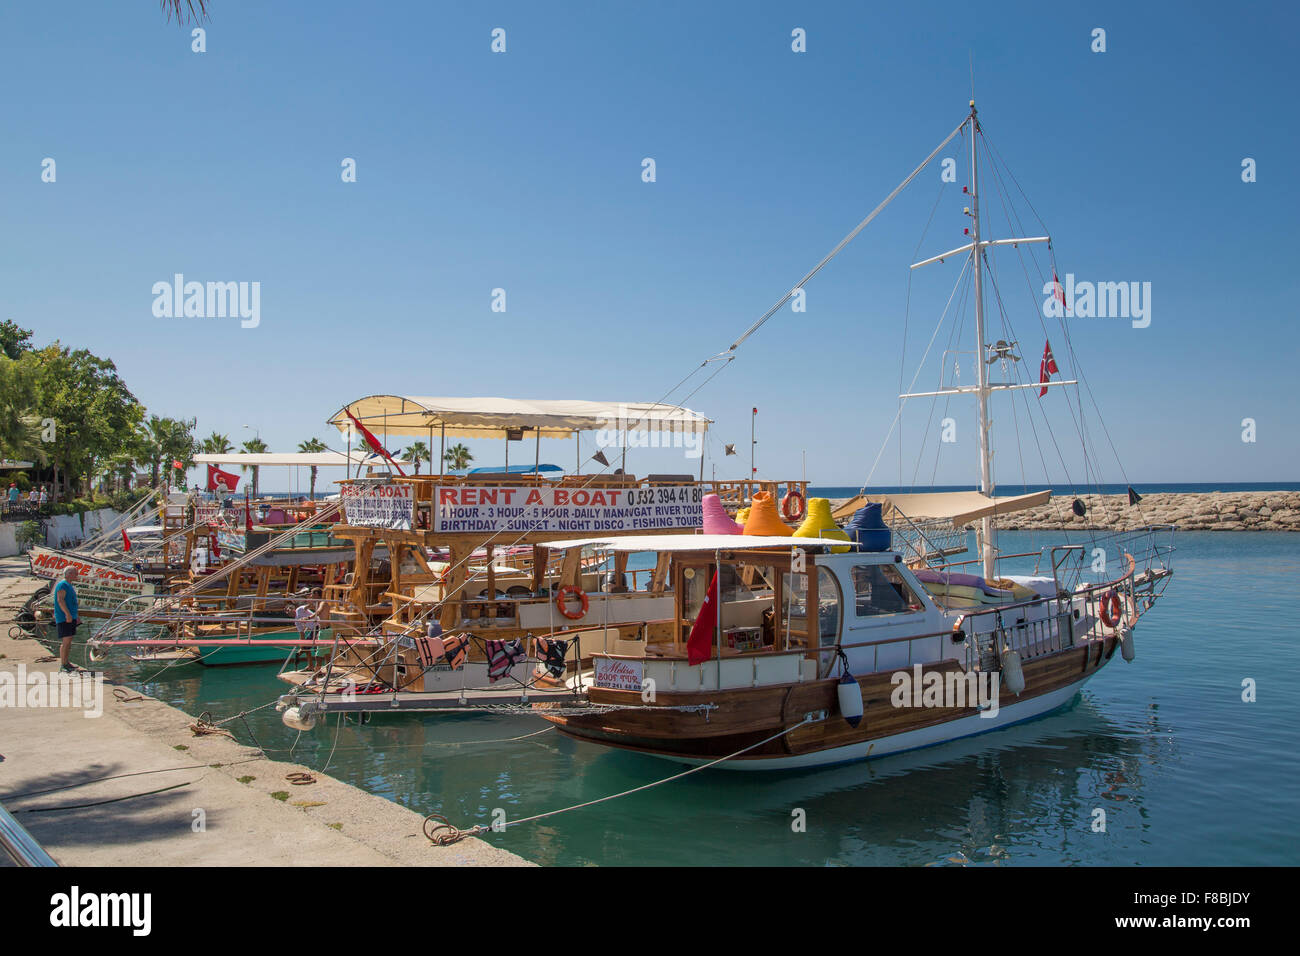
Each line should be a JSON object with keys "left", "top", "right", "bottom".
{"left": 53, "top": 566, "right": 80, "bottom": 672}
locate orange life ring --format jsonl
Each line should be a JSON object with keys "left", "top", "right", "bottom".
{"left": 781, "top": 490, "right": 806, "bottom": 522}
{"left": 555, "top": 585, "right": 588, "bottom": 620}
{"left": 1100, "top": 590, "right": 1123, "bottom": 628}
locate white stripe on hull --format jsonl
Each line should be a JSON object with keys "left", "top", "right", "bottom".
{"left": 659, "top": 674, "right": 1096, "bottom": 771}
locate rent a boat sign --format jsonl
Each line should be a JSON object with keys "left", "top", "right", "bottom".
{"left": 433, "top": 484, "right": 703, "bottom": 533}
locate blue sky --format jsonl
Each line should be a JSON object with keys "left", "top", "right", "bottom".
{"left": 2, "top": 1, "right": 1296, "bottom": 491}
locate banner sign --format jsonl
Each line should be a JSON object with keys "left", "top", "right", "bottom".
{"left": 594, "top": 656, "right": 644, "bottom": 692}
{"left": 28, "top": 547, "right": 143, "bottom": 586}
{"left": 342, "top": 481, "right": 414, "bottom": 530}
{"left": 432, "top": 484, "right": 703, "bottom": 534}
{"left": 27, "top": 547, "right": 154, "bottom": 608}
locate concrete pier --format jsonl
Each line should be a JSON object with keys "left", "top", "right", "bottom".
{"left": 0, "top": 561, "right": 529, "bottom": 867}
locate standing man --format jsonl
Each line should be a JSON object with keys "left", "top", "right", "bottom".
{"left": 54, "top": 566, "right": 80, "bottom": 673}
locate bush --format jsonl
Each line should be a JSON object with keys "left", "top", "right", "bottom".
{"left": 15, "top": 520, "right": 43, "bottom": 552}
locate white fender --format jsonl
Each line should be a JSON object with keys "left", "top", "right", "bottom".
{"left": 1000, "top": 648, "right": 1026, "bottom": 696}
{"left": 1119, "top": 626, "right": 1136, "bottom": 662}
{"left": 281, "top": 706, "right": 318, "bottom": 732}
{"left": 837, "top": 672, "right": 864, "bottom": 728}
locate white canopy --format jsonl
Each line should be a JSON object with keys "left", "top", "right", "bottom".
{"left": 0, "top": 460, "right": 34, "bottom": 469}
{"left": 328, "top": 396, "right": 712, "bottom": 440}
{"left": 832, "top": 490, "right": 1051, "bottom": 528}
{"left": 544, "top": 534, "right": 849, "bottom": 553}
{"left": 193, "top": 451, "right": 409, "bottom": 468}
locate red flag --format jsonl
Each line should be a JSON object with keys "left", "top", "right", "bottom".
{"left": 686, "top": 571, "right": 719, "bottom": 666}
{"left": 1039, "top": 340, "right": 1060, "bottom": 397}
{"left": 1051, "top": 272, "right": 1068, "bottom": 311}
{"left": 172, "top": 459, "right": 184, "bottom": 470}
{"left": 206, "top": 464, "right": 239, "bottom": 492}
{"left": 209, "top": 532, "right": 221, "bottom": 560}
{"left": 343, "top": 408, "right": 407, "bottom": 476}
{"left": 121, "top": 526, "right": 131, "bottom": 552}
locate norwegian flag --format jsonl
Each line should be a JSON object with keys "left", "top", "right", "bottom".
{"left": 1039, "top": 340, "right": 1060, "bottom": 398}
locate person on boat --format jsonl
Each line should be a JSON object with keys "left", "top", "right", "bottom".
{"left": 54, "top": 566, "right": 80, "bottom": 673}
{"left": 294, "top": 594, "right": 321, "bottom": 642}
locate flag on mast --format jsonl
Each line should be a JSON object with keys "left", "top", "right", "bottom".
{"left": 343, "top": 408, "right": 407, "bottom": 476}
{"left": 1051, "top": 272, "right": 1068, "bottom": 311}
{"left": 1038, "top": 340, "right": 1059, "bottom": 397}
{"left": 686, "top": 570, "right": 719, "bottom": 666}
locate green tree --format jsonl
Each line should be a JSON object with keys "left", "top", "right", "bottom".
{"left": 201, "top": 432, "right": 233, "bottom": 455}
{"left": 161, "top": 1, "right": 209, "bottom": 25}
{"left": 137, "top": 415, "right": 198, "bottom": 489}
{"left": 0, "top": 356, "right": 48, "bottom": 467}
{"left": 25, "top": 344, "right": 146, "bottom": 498}
{"left": 403, "top": 441, "right": 430, "bottom": 475}
{"left": 1, "top": 321, "right": 33, "bottom": 360}
{"left": 297, "top": 437, "right": 328, "bottom": 498}
{"left": 443, "top": 443, "right": 473, "bottom": 471}
{"left": 240, "top": 437, "right": 269, "bottom": 497}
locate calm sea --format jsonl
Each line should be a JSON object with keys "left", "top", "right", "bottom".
{"left": 71, "top": 530, "right": 1300, "bottom": 866}
{"left": 809, "top": 482, "right": 1300, "bottom": 498}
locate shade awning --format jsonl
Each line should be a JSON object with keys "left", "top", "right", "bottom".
{"left": 327, "top": 396, "right": 712, "bottom": 440}
{"left": 832, "top": 490, "right": 1052, "bottom": 528}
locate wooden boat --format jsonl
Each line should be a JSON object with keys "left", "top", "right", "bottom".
{"left": 531, "top": 101, "right": 1176, "bottom": 768}
{"left": 275, "top": 396, "right": 813, "bottom": 717}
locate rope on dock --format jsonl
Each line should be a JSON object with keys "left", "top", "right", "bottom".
{"left": 425, "top": 715, "right": 815, "bottom": 846}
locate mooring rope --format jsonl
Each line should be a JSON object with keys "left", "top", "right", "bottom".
{"left": 424, "top": 715, "right": 814, "bottom": 846}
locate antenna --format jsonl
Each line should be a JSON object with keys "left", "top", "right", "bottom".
{"left": 969, "top": 51, "right": 975, "bottom": 103}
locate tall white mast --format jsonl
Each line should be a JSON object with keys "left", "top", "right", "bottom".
{"left": 901, "top": 103, "right": 1066, "bottom": 582}
{"left": 968, "top": 100, "right": 996, "bottom": 581}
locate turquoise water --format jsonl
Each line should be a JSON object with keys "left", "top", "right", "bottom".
{"left": 63, "top": 531, "right": 1300, "bottom": 866}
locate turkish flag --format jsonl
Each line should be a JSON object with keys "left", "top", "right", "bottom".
{"left": 686, "top": 570, "right": 719, "bottom": 666}
{"left": 206, "top": 465, "right": 239, "bottom": 492}
{"left": 1051, "top": 272, "right": 1068, "bottom": 311}
{"left": 209, "top": 532, "right": 221, "bottom": 560}
{"left": 1038, "top": 340, "right": 1060, "bottom": 398}
{"left": 343, "top": 408, "right": 406, "bottom": 476}
{"left": 121, "top": 527, "right": 131, "bottom": 552}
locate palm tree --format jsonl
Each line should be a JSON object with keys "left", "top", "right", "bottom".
{"left": 0, "top": 358, "right": 48, "bottom": 470}
{"left": 444, "top": 443, "right": 473, "bottom": 472}
{"left": 240, "top": 437, "right": 268, "bottom": 497}
{"left": 297, "top": 437, "right": 328, "bottom": 498}
{"left": 404, "top": 441, "right": 430, "bottom": 475}
{"left": 138, "top": 415, "right": 197, "bottom": 487}
{"left": 201, "top": 432, "right": 233, "bottom": 455}
{"left": 160, "top": 1, "right": 209, "bottom": 25}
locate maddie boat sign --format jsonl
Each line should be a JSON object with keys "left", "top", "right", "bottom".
{"left": 432, "top": 484, "right": 703, "bottom": 534}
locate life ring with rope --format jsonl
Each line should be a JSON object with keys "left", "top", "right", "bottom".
{"left": 781, "top": 489, "right": 806, "bottom": 522}
{"left": 1100, "top": 590, "right": 1123, "bottom": 628}
{"left": 555, "top": 585, "right": 588, "bottom": 620}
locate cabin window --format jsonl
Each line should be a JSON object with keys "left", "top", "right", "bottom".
{"left": 816, "top": 566, "right": 841, "bottom": 641}
{"left": 851, "top": 564, "right": 923, "bottom": 616}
